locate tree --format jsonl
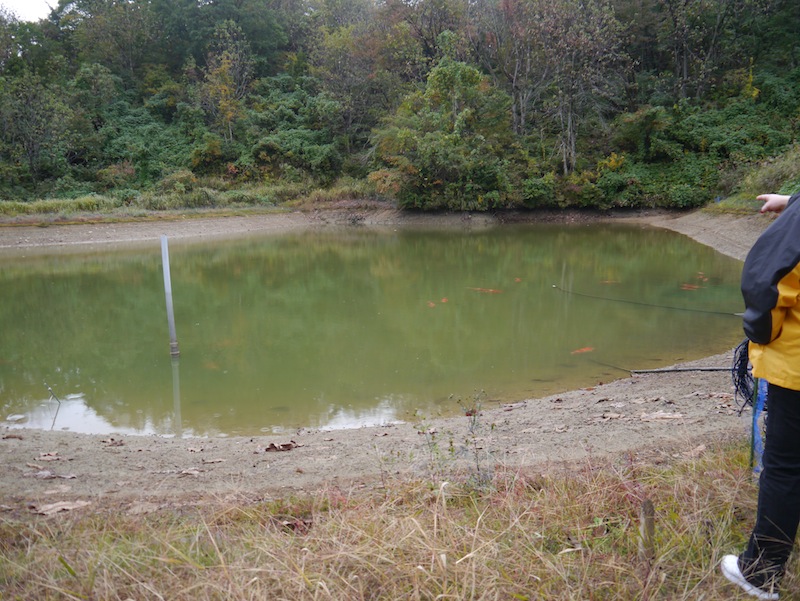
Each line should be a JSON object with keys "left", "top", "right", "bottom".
{"left": 468, "top": 0, "right": 548, "bottom": 136}
{"left": 370, "top": 47, "right": 520, "bottom": 210}
{"left": 536, "top": 0, "right": 627, "bottom": 174}
{"left": 0, "top": 71, "right": 72, "bottom": 181}
{"left": 198, "top": 21, "right": 254, "bottom": 142}
{"left": 0, "top": 7, "right": 16, "bottom": 73}
{"left": 655, "top": 0, "right": 777, "bottom": 99}
{"left": 310, "top": 22, "right": 392, "bottom": 151}
{"left": 70, "top": 0, "right": 159, "bottom": 81}
{"left": 469, "top": 0, "right": 627, "bottom": 174}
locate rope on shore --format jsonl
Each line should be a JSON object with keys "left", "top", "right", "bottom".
{"left": 630, "top": 367, "right": 730, "bottom": 374}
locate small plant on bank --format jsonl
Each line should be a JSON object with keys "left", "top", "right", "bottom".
{"left": 456, "top": 389, "right": 494, "bottom": 490}
{"left": 411, "top": 409, "right": 456, "bottom": 484}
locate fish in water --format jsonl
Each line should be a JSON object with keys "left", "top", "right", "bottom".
{"left": 468, "top": 287, "right": 503, "bottom": 294}
{"left": 571, "top": 347, "right": 594, "bottom": 354}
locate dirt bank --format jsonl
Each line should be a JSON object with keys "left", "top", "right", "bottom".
{"left": 0, "top": 208, "right": 775, "bottom": 515}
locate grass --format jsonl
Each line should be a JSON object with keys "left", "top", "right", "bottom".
{"left": 0, "top": 176, "right": 385, "bottom": 224}
{"left": 707, "top": 144, "right": 800, "bottom": 215}
{"left": 1, "top": 438, "right": 795, "bottom": 600}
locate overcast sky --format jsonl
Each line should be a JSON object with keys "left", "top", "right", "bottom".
{"left": 1, "top": 0, "right": 53, "bottom": 22}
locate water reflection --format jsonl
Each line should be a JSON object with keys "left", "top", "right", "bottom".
{"left": 0, "top": 224, "right": 745, "bottom": 436}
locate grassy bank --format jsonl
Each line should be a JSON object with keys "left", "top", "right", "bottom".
{"left": 0, "top": 176, "right": 383, "bottom": 224}
{"left": 1, "top": 438, "right": 794, "bottom": 600}
{"left": 708, "top": 145, "right": 800, "bottom": 215}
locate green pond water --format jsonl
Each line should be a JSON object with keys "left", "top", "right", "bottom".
{"left": 0, "top": 223, "right": 744, "bottom": 437}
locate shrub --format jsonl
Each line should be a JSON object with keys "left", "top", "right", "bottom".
{"left": 157, "top": 169, "right": 198, "bottom": 193}
{"left": 522, "top": 173, "right": 557, "bottom": 208}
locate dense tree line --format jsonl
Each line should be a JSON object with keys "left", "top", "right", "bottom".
{"left": 0, "top": 0, "right": 798, "bottom": 210}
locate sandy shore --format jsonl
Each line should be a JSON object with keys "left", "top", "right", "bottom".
{"left": 0, "top": 208, "right": 774, "bottom": 514}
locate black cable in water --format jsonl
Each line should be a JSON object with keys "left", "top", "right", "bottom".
{"left": 552, "top": 284, "right": 741, "bottom": 317}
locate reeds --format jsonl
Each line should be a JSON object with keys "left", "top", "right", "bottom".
{"left": 1, "top": 439, "right": 796, "bottom": 600}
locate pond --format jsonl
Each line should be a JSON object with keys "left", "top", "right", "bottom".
{"left": 0, "top": 223, "right": 744, "bottom": 437}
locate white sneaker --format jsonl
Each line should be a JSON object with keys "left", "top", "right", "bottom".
{"left": 720, "top": 555, "right": 779, "bottom": 600}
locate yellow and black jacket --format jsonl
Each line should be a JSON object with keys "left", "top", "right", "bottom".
{"left": 742, "top": 191, "right": 800, "bottom": 391}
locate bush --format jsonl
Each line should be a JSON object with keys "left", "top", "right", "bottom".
{"left": 157, "top": 169, "right": 198, "bottom": 193}
{"left": 522, "top": 173, "right": 557, "bottom": 208}
{"left": 667, "top": 184, "right": 697, "bottom": 208}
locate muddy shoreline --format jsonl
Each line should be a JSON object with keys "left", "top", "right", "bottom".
{"left": 0, "top": 208, "right": 774, "bottom": 513}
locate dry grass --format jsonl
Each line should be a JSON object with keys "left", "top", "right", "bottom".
{"left": 2, "top": 439, "right": 795, "bottom": 600}
{"left": 709, "top": 144, "right": 800, "bottom": 215}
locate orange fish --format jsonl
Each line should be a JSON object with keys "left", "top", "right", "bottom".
{"left": 468, "top": 287, "right": 503, "bottom": 294}
{"left": 571, "top": 347, "right": 594, "bottom": 355}
{"left": 680, "top": 283, "right": 701, "bottom": 290}
{"left": 441, "top": 298, "right": 448, "bottom": 303}
{"left": 514, "top": 278, "right": 522, "bottom": 283}
{"left": 427, "top": 301, "right": 436, "bottom": 308}
{"left": 600, "top": 280, "right": 620, "bottom": 285}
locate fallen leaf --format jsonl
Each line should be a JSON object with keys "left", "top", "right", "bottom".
{"left": 178, "top": 468, "right": 202, "bottom": 477}
{"left": 25, "top": 470, "right": 76, "bottom": 480}
{"left": 262, "top": 440, "right": 302, "bottom": 452}
{"left": 683, "top": 444, "right": 706, "bottom": 458}
{"left": 640, "top": 411, "right": 684, "bottom": 422}
{"left": 32, "top": 501, "right": 90, "bottom": 515}
{"left": 201, "top": 458, "right": 225, "bottom": 464}
{"left": 37, "top": 452, "right": 61, "bottom": 461}
{"left": 2, "top": 434, "right": 23, "bottom": 440}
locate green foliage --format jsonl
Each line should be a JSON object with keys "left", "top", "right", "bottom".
{"left": 522, "top": 173, "right": 557, "bottom": 208}
{"left": 0, "top": 0, "right": 797, "bottom": 211}
{"left": 246, "top": 75, "right": 344, "bottom": 183}
{"left": 0, "top": 71, "right": 73, "bottom": 183}
{"left": 99, "top": 101, "right": 194, "bottom": 183}
{"left": 370, "top": 54, "right": 521, "bottom": 210}
{"left": 189, "top": 134, "right": 239, "bottom": 175}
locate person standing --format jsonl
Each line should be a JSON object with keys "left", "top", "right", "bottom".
{"left": 721, "top": 191, "right": 800, "bottom": 600}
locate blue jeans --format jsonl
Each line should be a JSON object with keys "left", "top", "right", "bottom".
{"left": 741, "top": 382, "right": 800, "bottom": 588}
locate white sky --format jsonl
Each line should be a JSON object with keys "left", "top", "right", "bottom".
{"left": 1, "top": 0, "right": 53, "bottom": 22}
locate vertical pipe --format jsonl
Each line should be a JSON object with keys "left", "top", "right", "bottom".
{"left": 172, "top": 357, "right": 182, "bottom": 437}
{"left": 161, "top": 235, "right": 180, "bottom": 357}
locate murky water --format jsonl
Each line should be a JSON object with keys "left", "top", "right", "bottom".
{"left": 0, "top": 223, "right": 744, "bottom": 436}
